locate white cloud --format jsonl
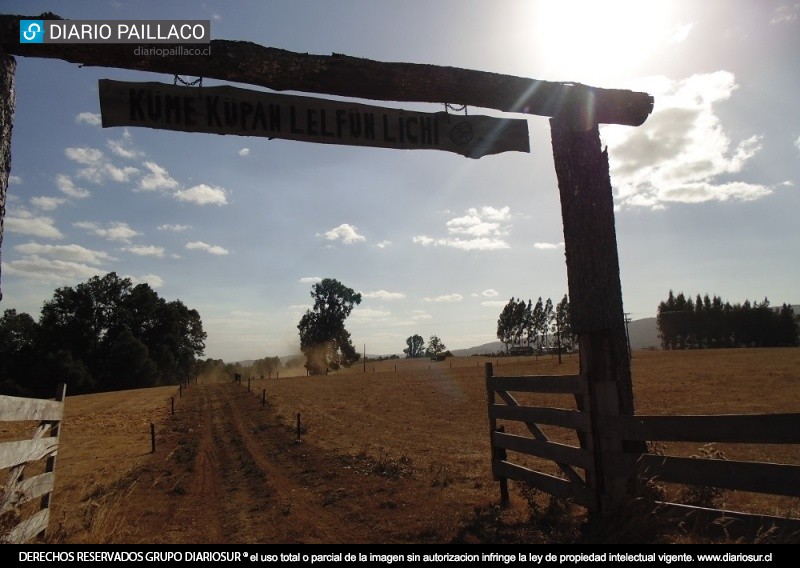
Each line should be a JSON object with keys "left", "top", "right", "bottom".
{"left": 361, "top": 290, "right": 406, "bottom": 300}
{"left": 75, "top": 112, "right": 102, "bottom": 126}
{"left": 482, "top": 289, "right": 499, "bottom": 297}
{"left": 30, "top": 196, "right": 67, "bottom": 211}
{"left": 14, "top": 242, "right": 114, "bottom": 264}
{"left": 212, "top": 13, "right": 221, "bottom": 21}
{"left": 124, "top": 245, "right": 165, "bottom": 258}
{"left": 186, "top": 241, "right": 230, "bottom": 255}
{"left": 9, "top": 175, "right": 22, "bottom": 185}
{"left": 65, "top": 147, "right": 104, "bottom": 165}
{"left": 478, "top": 206, "right": 511, "bottom": 221}
{"left": 6, "top": 209, "right": 63, "bottom": 239}
{"left": 158, "top": 224, "right": 192, "bottom": 232}
{"left": 602, "top": 72, "right": 774, "bottom": 208}
{"left": 771, "top": 3, "right": 800, "bottom": 24}
{"left": 533, "top": 241, "right": 564, "bottom": 250}
{"left": 481, "top": 300, "right": 507, "bottom": 308}
{"left": 55, "top": 174, "right": 90, "bottom": 199}
{"left": 14, "top": 242, "right": 116, "bottom": 264}
{"left": 64, "top": 145, "right": 138, "bottom": 184}
{"left": 423, "top": 293, "right": 463, "bottom": 303}
{"left": 298, "top": 276, "right": 322, "bottom": 284}
{"left": 414, "top": 206, "right": 511, "bottom": 250}
{"left": 351, "top": 307, "right": 392, "bottom": 321}
{"left": 100, "top": 163, "right": 139, "bottom": 183}
{"left": 412, "top": 310, "right": 432, "bottom": 320}
{"left": 107, "top": 138, "right": 143, "bottom": 159}
{"left": 412, "top": 236, "right": 434, "bottom": 246}
{"left": 795, "top": 135, "right": 800, "bottom": 153}
{"left": 321, "top": 223, "right": 366, "bottom": 244}
{"left": 413, "top": 236, "right": 509, "bottom": 251}
{"left": 175, "top": 184, "right": 228, "bottom": 205}
{"left": 238, "top": 147, "right": 250, "bottom": 157}
{"left": 669, "top": 22, "right": 694, "bottom": 43}
{"left": 376, "top": 240, "right": 392, "bottom": 249}
{"left": 139, "top": 161, "right": 179, "bottom": 191}
{"left": 129, "top": 273, "right": 165, "bottom": 288}
{"left": 5, "top": 256, "right": 106, "bottom": 284}
{"left": 74, "top": 221, "right": 139, "bottom": 243}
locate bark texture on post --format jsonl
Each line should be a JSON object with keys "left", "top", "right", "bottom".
{"left": 551, "top": 115, "right": 645, "bottom": 513}
{"left": 550, "top": 116, "right": 634, "bottom": 416}
{"left": 0, "top": 49, "right": 16, "bottom": 301}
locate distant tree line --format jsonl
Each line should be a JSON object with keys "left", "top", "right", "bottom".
{"left": 0, "top": 272, "right": 207, "bottom": 397}
{"left": 193, "top": 355, "right": 293, "bottom": 383}
{"left": 496, "top": 295, "right": 575, "bottom": 359}
{"left": 657, "top": 290, "right": 799, "bottom": 350}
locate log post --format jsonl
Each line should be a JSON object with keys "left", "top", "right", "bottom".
{"left": 550, "top": 113, "right": 644, "bottom": 514}
{"left": 0, "top": 49, "right": 16, "bottom": 300}
{"left": 485, "top": 363, "right": 509, "bottom": 508}
{"left": 37, "top": 383, "right": 65, "bottom": 538}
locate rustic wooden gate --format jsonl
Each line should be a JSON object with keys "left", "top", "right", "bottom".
{"left": 1, "top": 12, "right": 654, "bottom": 516}
{"left": 0, "top": 384, "right": 66, "bottom": 543}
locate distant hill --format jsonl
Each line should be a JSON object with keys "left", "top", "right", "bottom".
{"left": 627, "top": 317, "right": 660, "bottom": 350}
{"left": 450, "top": 341, "right": 504, "bottom": 357}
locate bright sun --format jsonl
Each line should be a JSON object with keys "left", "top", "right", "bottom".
{"left": 529, "top": 0, "right": 674, "bottom": 85}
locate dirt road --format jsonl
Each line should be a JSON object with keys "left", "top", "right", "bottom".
{"left": 51, "top": 380, "right": 494, "bottom": 544}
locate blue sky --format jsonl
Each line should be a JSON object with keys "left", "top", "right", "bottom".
{"left": 2, "top": 1, "right": 799, "bottom": 361}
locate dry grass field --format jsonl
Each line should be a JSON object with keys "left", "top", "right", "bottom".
{"left": 5, "top": 348, "right": 799, "bottom": 543}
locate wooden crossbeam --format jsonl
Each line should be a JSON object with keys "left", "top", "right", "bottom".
{"left": 0, "top": 13, "right": 653, "bottom": 127}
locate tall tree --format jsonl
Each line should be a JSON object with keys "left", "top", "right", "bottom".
{"left": 523, "top": 299, "right": 534, "bottom": 348}
{"left": 298, "top": 278, "right": 362, "bottom": 374}
{"left": 29, "top": 272, "right": 205, "bottom": 392}
{"left": 0, "top": 309, "right": 40, "bottom": 395}
{"left": 496, "top": 298, "right": 516, "bottom": 352}
{"left": 426, "top": 335, "right": 447, "bottom": 359}
{"left": 552, "top": 295, "right": 574, "bottom": 364}
{"left": 542, "top": 297, "right": 554, "bottom": 350}
{"left": 532, "top": 297, "right": 546, "bottom": 353}
{"left": 403, "top": 334, "right": 426, "bottom": 358}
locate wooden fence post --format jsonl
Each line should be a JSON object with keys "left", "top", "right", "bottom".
{"left": 496, "top": 425, "right": 510, "bottom": 508}
{"left": 296, "top": 412, "right": 301, "bottom": 441}
{"left": 0, "top": 50, "right": 15, "bottom": 302}
{"left": 150, "top": 423, "right": 156, "bottom": 453}
{"left": 485, "top": 362, "right": 509, "bottom": 507}
{"left": 550, "top": 113, "right": 645, "bottom": 514}
{"left": 171, "top": 397, "right": 174, "bottom": 415}
{"left": 262, "top": 389, "right": 266, "bottom": 406}
{"left": 37, "top": 382, "right": 65, "bottom": 539}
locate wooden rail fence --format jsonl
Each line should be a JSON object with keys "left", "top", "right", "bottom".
{"left": 0, "top": 384, "right": 66, "bottom": 543}
{"left": 485, "top": 363, "right": 800, "bottom": 535}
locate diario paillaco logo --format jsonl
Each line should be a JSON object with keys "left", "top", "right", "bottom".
{"left": 18, "top": 19, "right": 210, "bottom": 44}
{"left": 20, "top": 20, "right": 44, "bottom": 43}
